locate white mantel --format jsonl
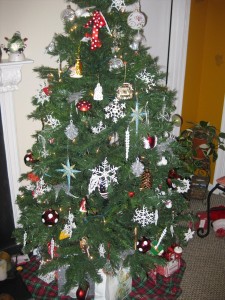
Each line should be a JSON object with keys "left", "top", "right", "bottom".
{"left": 0, "top": 59, "right": 33, "bottom": 93}
{"left": 0, "top": 58, "right": 33, "bottom": 226}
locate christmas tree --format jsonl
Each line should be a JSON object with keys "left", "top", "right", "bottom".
{"left": 15, "top": 0, "right": 194, "bottom": 295}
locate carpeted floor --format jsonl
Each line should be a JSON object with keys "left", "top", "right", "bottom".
{"left": 179, "top": 193, "right": 225, "bottom": 300}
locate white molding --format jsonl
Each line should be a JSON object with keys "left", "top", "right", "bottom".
{"left": 0, "top": 59, "right": 33, "bottom": 93}
{"left": 0, "top": 59, "right": 33, "bottom": 226}
{"left": 213, "top": 95, "right": 225, "bottom": 185}
{"left": 167, "top": 0, "right": 191, "bottom": 136}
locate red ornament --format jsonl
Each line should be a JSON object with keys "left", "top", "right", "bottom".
{"left": 76, "top": 286, "right": 89, "bottom": 300}
{"left": 42, "top": 86, "right": 52, "bottom": 96}
{"left": 27, "top": 172, "right": 40, "bottom": 182}
{"left": 84, "top": 10, "right": 106, "bottom": 50}
{"left": 42, "top": 209, "right": 59, "bottom": 227}
{"left": 24, "top": 151, "right": 37, "bottom": 165}
{"left": 47, "top": 241, "right": 59, "bottom": 257}
{"left": 136, "top": 236, "right": 151, "bottom": 253}
{"left": 128, "top": 191, "right": 135, "bottom": 198}
{"left": 76, "top": 100, "right": 92, "bottom": 112}
{"left": 166, "top": 178, "right": 176, "bottom": 190}
{"left": 168, "top": 169, "right": 182, "bottom": 179}
{"left": 79, "top": 198, "right": 87, "bottom": 213}
{"left": 147, "top": 135, "right": 157, "bottom": 149}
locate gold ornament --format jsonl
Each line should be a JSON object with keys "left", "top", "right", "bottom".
{"left": 70, "top": 58, "right": 83, "bottom": 78}
{"left": 140, "top": 169, "right": 153, "bottom": 190}
{"left": 59, "top": 230, "right": 70, "bottom": 240}
{"left": 172, "top": 114, "right": 183, "bottom": 127}
{"left": 117, "top": 83, "right": 133, "bottom": 100}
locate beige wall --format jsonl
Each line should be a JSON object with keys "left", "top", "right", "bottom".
{"left": 0, "top": 0, "right": 67, "bottom": 174}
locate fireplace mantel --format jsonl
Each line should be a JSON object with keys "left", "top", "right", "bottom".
{"left": 0, "top": 59, "right": 33, "bottom": 93}
{"left": 0, "top": 58, "right": 33, "bottom": 226}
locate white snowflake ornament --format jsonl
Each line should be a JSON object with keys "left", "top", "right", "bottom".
{"left": 91, "top": 121, "right": 106, "bottom": 134}
{"left": 104, "top": 98, "right": 126, "bottom": 123}
{"left": 177, "top": 178, "right": 190, "bottom": 194}
{"left": 45, "top": 114, "right": 60, "bottom": 129}
{"left": 136, "top": 69, "right": 156, "bottom": 93}
{"left": 35, "top": 83, "right": 50, "bottom": 105}
{"left": 89, "top": 158, "right": 120, "bottom": 195}
{"left": 184, "top": 228, "right": 195, "bottom": 242}
{"left": 110, "top": 0, "right": 126, "bottom": 11}
{"left": 132, "top": 205, "right": 155, "bottom": 227}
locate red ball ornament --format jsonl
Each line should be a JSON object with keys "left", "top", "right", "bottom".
{"left": 128, "top": 191, "right": 135, "bottom": 198}
{"left": 42, "top": 86, "right": 52, "bottom": 96}
{"left": 168, "top": 169, "right": 182, "bottom": 179}
{"left": 76, "top": 100, "right": 92, "bottom": 112}
{"left": 24, "top": 151, "right": 37, "bottom": 165}
{"left": 136, "top": 236, "right": 151, "bottom": 253}
{"left": 147, "top": 135, "right": 157, "bottom": 149}
{"left": 42, "top": 209, "right": 59, "bottom": 227}
{"left": 76, "top": 286, "right": 89, "bottom": 300}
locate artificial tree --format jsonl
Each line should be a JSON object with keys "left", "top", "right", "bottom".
{"left": 15, "top": 0, "right": 194, "bottom": 295}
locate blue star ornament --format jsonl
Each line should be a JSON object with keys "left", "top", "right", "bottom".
{"left": 56, "top": 158, "right": 80, "bottom": 190}
{"left": 130, "top": 101, "right": 147, "bottom": 134}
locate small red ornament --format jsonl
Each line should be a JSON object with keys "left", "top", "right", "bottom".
{"left": 168, "top": 169, "right": 182, "bottom": 179}
{"left": 128, "top": 191, "right": 135, "bottom": 198}
{"left": 76, "top": 100, "right": 92, "bottom": 112}
{"left": 42, "top": 209, "right": 59, "bottom": 227}
{"left": 147, "top": 135, "right": 157, "bottom": 149}
{"left": 136, "top": 236, "right": 151, "bottom": 253}
{"left": 79, "top": 198, "right": 87, "bottom": 213}
{"left": 27, "top": 172, "right": 40, "bottom": 182}
{"left": 42, "top": 86, "right": 52, "bottom": 96}
{"left": 24, "top": 151, "right": 37, "bottom": 165}
{"left": 76, "top": 286, "right": 89, "bottom": 300}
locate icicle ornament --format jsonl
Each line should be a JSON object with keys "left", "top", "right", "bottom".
{"left": 125, "top": 127, "right": 130, "bottom": 161}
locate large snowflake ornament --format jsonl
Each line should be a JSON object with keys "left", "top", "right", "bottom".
{"left": 132, "top": 205, "right": 155, "bottom": 227}
{"left": 104, "top": 98, "right": 126, "bottom": 123}
{"left": 88, "top": 158, "right": 120, "bottom": 194}
{"left": 136, "top": 68, "right": 156, "bottom": 93}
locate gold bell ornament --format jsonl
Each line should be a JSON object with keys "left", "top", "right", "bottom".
{"left": 70, "top": 57, "right": 83, "bottom": 78}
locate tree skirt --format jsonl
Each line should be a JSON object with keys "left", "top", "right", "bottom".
{"left": 20, "top": 256, "right": 185, "bottom": 299}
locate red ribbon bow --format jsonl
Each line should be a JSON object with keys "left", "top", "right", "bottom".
{"left": 84, "top": 10, "right": 106, "bottom": 50}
